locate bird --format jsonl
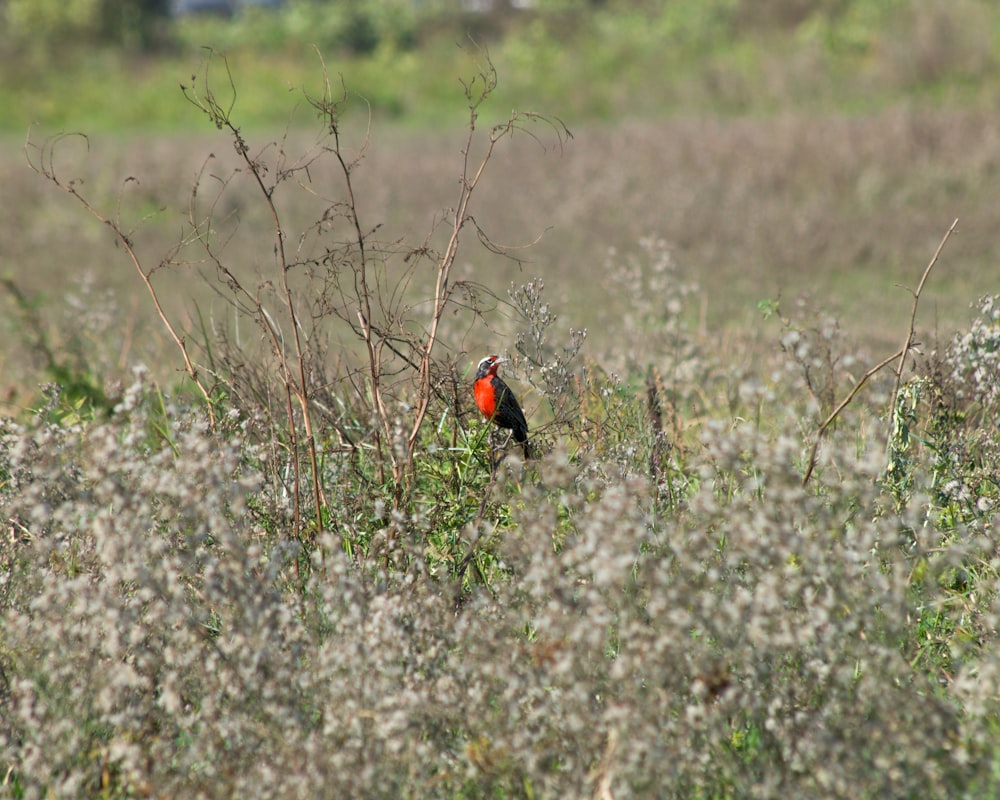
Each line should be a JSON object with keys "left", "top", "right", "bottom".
{"left": 473, "top": 354, "right": 532, "bottom": 459}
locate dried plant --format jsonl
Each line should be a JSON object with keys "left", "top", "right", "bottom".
{"left": 7, "top": 61, "right": 1000, "bottom": 800}
{"left": 26, "top": 50, "right": 570, "bottom": 543}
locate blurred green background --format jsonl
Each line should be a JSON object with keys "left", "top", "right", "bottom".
{"left": 4, "top": 0, "right": 999, "bottom": 132}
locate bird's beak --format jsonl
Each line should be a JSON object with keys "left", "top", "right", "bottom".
{"left": 495, "top": 357, "right": 508, "bottom": 364}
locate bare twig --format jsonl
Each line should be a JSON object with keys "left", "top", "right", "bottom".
{"left": 183, "top": 52, "right": 329, "bottom": 539}
{"left": 801, "top": 218, "right": 958, "bottom": 486}
{"left": 889, "top": 218, "right": 959, "bottom": 420}
{"left": 801, "top": 346, "right": 905, "bottom": 485}
{"left": 24, "top": 130, "right": 217, "bottom": 427}
{"left": 405, "top": 65, "right": 571, "bottom": 482}
{"left": 589, "top": 728, "right": 619, "bottom": 800}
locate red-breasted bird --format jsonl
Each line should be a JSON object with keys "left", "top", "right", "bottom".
{"left": 474, "top": 354, "right": 532, "bottom": 458}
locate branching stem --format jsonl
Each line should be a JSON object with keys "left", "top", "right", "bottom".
{"left": 802, "top": 218, "right": 958, "bottom": 486}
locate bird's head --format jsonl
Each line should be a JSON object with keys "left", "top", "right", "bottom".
{"left": 476, "top": 354, "right": 506, "bottom": 380}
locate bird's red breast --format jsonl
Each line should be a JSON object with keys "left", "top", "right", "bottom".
{"left": 475, "top": 375, "right": 498, "bottom": 420}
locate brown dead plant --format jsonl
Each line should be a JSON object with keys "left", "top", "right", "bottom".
{"left": 28, "top": 50, "right": 570, "bottom": 547}
{"left": 802, "top": 218, "right": 959, "bottom": 485}
{"left": 24, "top": 131, "right": 216, "bottom": 426}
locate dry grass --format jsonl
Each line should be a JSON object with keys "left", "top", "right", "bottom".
{"left": 5, "top": 88, "right": 1000, "bottom": 793}
{"left": 4, "top": 6, "right": 1000, "bottom": 796}
{"left": 3, "top": 288, "right": 1000, "bottom": 797}
{"left": 4, "top": 102, "right": 999, "bottom": 403}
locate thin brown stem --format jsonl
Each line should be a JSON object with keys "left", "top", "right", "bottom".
{"left": 801, "top": 218, "right": 958, "bottom": 486}
{"left": 25, "top": 132, "right": 217, "bottom": 428}
{"left": 889, "top": 218, "right": 959, "bottom": 421}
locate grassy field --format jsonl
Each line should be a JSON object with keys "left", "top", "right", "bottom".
{"left": 4, "top": 2, "right": 1000, "bottom": 797}
{"left": 4, "top": 102, "right": 999, "bottom": 399}
{"left": 4, "top": 0, "right": 1000, "bottom": 386}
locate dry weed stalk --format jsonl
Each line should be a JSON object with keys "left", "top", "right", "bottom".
{"left": 802, "top": 218, "right": 959, "bottom": 485}
{"left": 23, "top": 131, "right": 216, "bottom": 427}
{"left": 28, "top": 51, "right": 570, "bottom": 541}
{"left": 289, "top": 53, "right": 570, "bottom": 498}
{"left": 181, "top": 56, "right": 328, "bottom": 540}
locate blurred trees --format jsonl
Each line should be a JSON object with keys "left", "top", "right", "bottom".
{"left": 4, "top": 0, "right": 170, "bottom": 51}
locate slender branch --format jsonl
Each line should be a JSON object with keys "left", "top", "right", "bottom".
{"left": 184, "top": 52, "right": 330, "bottom": 537}
{"left": 25, "top": 131, "right": 217, "bottom": 427}
{"left": 801, "top": 218, "right": 958, "bottom": 486}
{"left": 801, "top": 347, "right": 905, "bottom": 485}
{"left": 406, "top": 105, "right": 570, "bottom": 472}
{"left": 889, "top": 218, "right": 959, "bottom": 419}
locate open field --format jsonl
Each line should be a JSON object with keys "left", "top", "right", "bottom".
{"left": 5, "top": 3, "right": 1000, "bottom": 798}
{"left": 6, "top": 93, "right": 1000, "bottom": 796}
{"left": 3, "top": 100, "right": 999, "bottom": 397}
{"left": 5, "top": 0, "right": 1000, "bottom": 388}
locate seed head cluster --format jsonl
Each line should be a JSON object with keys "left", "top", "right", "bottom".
{"left": 3, "top": 276, "right": 1000, "bottom": 799}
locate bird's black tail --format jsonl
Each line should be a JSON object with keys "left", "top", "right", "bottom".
{"left": 513, "top": 427, "right": 533, "bottom": 459}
